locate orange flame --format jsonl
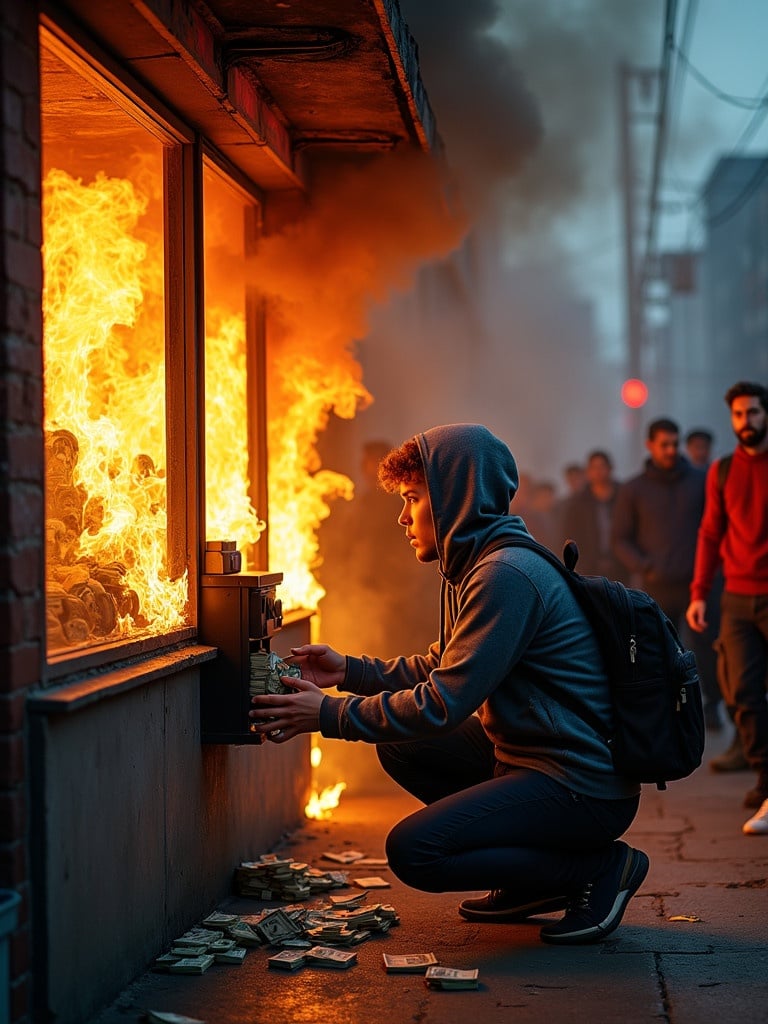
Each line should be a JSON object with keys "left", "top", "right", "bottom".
{"left": 43, "top": 168, "right": 187, "bottom": 648}
{"left": 204, "top": 308, "right": 265, "bottom": 557}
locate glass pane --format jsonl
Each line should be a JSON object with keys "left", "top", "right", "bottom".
{"left": 202, "top": 163, "right": 265, "bottom": 568}
{"left": 41, "top": 33, "right": 188, "bottom": 656}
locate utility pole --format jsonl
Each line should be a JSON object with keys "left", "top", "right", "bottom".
{"left": 617, "top": 62, "right": 659, "bottom": 455}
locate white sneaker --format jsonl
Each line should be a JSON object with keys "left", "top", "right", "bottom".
{"left": 742, "top": 798, "right": 768, "bottom": 835}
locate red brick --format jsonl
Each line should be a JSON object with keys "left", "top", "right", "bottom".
{"left": 0, "top": 335, "right": 43, "bottom": 376}
{"left": 4, "top": 486, "right": 44, "bottom": 539}
{"left": 1, "top": 287, "right": 35, "bottom": 339}
{"left": 3, "top": 237, "right": 42, "bottom": 293}
{"left": 0, "top": 840, "right": 27, "bottom": 888}
{"left": 0, "top": 692, "right": 27, "bottom": 732}
{"left": 0, "top": 790, "right": 25, "bottom": 843}
{"left": 0, "top": 595, "right": 24, "bottom": 640}
{"left": 10, "top": 973, "right": 30, "bottom": 1024}
{"left": 0, "top": 547, "right": 44, "bottom": 597}
{"left": 10, "top": 922, "right": 29, "bottom": 977}
{"left": 2, "top": 430, "right": 44, "bottom": 474}
{"left": 0, "top": 0, "right": 38, "bottom": 37}
{"left": 0, "top": 643, "right": 42, "bottom": 692}
{"left": 1, "top": 181, "right": 25, "bottom": 238}
{"left": 0, "top": 735, "right": 25, "bottom": 787}
{"left": 1, "top": 35, "right": 40, "bottom": 101}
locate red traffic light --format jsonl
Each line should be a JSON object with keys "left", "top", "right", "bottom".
{"left": 621, "top": 378, "right": 648, "bottom": 409}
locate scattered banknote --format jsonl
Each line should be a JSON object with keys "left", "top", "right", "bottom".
{"left": 305, "top": 946, "right": 358, "bottom": 969}
{"left": 322, "top": 850, "right": 366, "bottom": 864}
{"left": 328, "top": 892, "right": 368, "bottom": 908}
{"left": 168, "top": 955, "right": 215, "bottom": 975}
{"left": 267, "top": 949, "right": 307, "bottom": 971}
{"left": 213, "top": 947, "right": 247, "bottom": 965}
{"left": 425, "top": 965, "right": 480, "bottom": 990}
{"left": 352, "top": 876, "right": 390, "bottom": 889}
{"left": 200, "top": 912, "right": 239, "bottom": 930}
{"left": 235, "top": 857, "right": 346, "bottom": 900}
{"left": 251, "top": 908, "right": 303, "bottom": 945}
{"left": 382, "top": 952, "right": 438, "bottom": 973}
{"left": 145, "top": 1012, "right": 207, "bottom": 1024}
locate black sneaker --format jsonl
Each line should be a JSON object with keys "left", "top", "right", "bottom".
{"left": 539, "top": 843, "right": 649, "bottom": 945}
{"left": 458, "top": 890, "right": 570, "bottom": 923}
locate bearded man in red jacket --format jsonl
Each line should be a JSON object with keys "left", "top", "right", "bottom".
{"left": 687, "top": 382, "right": 768, "bottom": 835}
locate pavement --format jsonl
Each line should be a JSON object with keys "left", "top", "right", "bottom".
{"left": 89, "top": 726, "right": 768, "bottom": 1024}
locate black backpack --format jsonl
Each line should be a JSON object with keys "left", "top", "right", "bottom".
{"left": 484, "top": 535, "right": 705, "bottom": 789}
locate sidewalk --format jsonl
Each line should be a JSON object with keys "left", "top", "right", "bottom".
{"left": 89, "top": 728, "right": 768, "bottom": 1024}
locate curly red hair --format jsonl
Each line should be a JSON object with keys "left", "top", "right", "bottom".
{"left": 377, "top": 438, "right": 424, "bottom": 493}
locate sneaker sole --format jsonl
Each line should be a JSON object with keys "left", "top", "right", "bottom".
{"left": 540, "top": 848, "right": 650, "bottom": 945}
{"left": 458, "top": 894, "right": 570, "bottom": 923}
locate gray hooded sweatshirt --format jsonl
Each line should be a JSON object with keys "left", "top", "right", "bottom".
{"left": 318, "top": 424, "right": 640, "bottom": 800}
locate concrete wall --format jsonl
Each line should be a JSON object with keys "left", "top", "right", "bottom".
{"left": 29, "top": 621, "right": 311, "bottom": 1024}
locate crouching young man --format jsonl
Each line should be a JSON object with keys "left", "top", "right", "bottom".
{"left": 250, "top": 423, "right": 648, "bottom": 944}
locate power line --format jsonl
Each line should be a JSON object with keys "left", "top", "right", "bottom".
{"left": 674, "top": 44, "right": 768, "bottom": 110}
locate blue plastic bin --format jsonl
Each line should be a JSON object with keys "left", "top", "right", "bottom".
{"left": 0, "top": 891, "right": 20, "bottom": 1024}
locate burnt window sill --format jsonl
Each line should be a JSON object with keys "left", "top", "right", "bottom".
{"left": 28, "top": 643, "right": 217, "bottom": 715}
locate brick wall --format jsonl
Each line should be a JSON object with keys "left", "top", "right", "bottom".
{"left": 0, "top": 2, "right": 43, "bottom": 1021}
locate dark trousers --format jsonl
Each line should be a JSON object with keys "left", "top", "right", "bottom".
{"left": 645, "top": 581, "right": 722, "bottom": 714}
{"left": 717, "top": 592, "right": 768, "bottom": 773}
{"left": 376, "top": 716, "right": 640, "bottom": 899}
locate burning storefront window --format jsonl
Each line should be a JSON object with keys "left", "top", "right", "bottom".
{"left": 41, "top": 30, "right": 188, "bottom": 657}
{"left": 202, "top": 162, "right": 265, "bottom": 565}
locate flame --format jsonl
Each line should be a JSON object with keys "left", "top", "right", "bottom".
{"left": 305, "top": 782, "right": 348, "bottom": 821}
{"left": 266, "top": 348, "right": 367, "bottom": 609}
{"left": 43, "top": 168, "right": 187, "bottom": 647}
{"left": 204, "top": 309, "right": 265, "bottom": 557}
{"left": 304, "top": 735, "right": 349, "bottom": 820}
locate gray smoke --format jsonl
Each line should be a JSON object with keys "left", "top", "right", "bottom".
{"left": 344, "top": 0, "right": 666, "bottom": 481}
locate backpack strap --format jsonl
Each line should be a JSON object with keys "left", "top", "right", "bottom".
{"left": 480, "top": 534, "right": 609, "bottom": 742}
{"left": 716, "top": 454, "right": 732, "bottom": 492}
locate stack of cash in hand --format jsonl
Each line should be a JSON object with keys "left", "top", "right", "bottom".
{"left": 424, "top": 965, "right": 480, "bottom": 990}
{"left": 249, "top": 651, "right": 302, "bottom": 698}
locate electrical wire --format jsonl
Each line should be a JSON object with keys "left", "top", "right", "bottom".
{"left": 674, "top": 44, "right": 768, "bottom": 110}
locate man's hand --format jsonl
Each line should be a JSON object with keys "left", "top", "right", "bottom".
{"left": 686, "top": 599, "right": 708, "bottom": 633}
{"left": 249, "top": 675, "right": 325, "bottom": 742}
{"left": 285, "top": 644, "right": 346, "bottom": 688}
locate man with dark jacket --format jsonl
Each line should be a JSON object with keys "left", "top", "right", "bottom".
{"left": 611, "top": 418, "right": 718, "bottom": 725}
{"left": 561, "top": 449, "right": 626, "bottom": 581}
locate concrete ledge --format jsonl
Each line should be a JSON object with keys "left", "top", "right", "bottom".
{"left": 28, "top": 645, "right": 217, "bottom": 714}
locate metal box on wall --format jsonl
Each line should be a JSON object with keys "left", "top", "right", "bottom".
{"left": 199, "top": 572, "right": 284, "bottom": 743}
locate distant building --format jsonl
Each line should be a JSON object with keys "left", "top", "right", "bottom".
{"left": 651, "top": 156, "right": 768, "bottom": 444}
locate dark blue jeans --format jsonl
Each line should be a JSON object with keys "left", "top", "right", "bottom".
{"left": 717, "top": 592, "right": 768, "bottom": 771}
{"left": 378, "top": 716, "right": 640, "bottom": 900}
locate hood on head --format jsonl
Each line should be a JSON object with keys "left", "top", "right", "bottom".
{"left": 416, "top": 423, "right": 525, "bottom": 581}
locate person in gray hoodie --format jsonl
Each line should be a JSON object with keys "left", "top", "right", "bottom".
{"left": 249, "top": 424, "right": 648, "bottom": 945}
